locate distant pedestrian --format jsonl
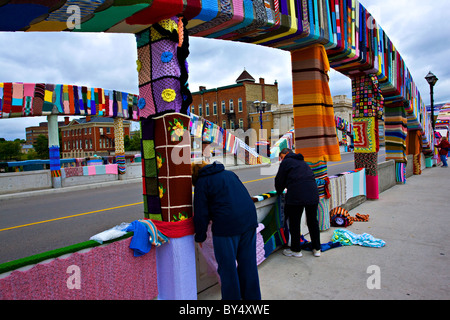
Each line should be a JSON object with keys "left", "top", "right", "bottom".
{"left": 192, "top": 161, "right": 261, "bottom": 300}
{"left": 436, "top": 137, "right": 450, "bottom": 167}
{"left": 275, "top": 148, "right": 322, "bottom": 258}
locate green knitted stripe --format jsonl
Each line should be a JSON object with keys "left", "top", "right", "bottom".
{"left": 0, "top": 232, "right": 133, "bottom": 275}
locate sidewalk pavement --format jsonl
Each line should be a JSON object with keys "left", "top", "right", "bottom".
{"left": 198, "top": 165, "right": 450, "bottom": 300}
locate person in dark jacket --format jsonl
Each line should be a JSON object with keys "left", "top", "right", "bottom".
{"left": 192, "top": 161, "right": 261, "bottom": 300}
{"left": 275, "top": 148, "right": 322, "bottom": 258}
{"left": 436, "top": 137, "right": 450, "bottom": 167}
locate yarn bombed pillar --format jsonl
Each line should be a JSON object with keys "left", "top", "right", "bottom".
{"left": 47, "top": 115, "right": 61, "bottom": 188}
{"left": 291, "top": 44, "right": 339, "bottom": 230}
{"left": 351, "top": 74, "right": 384, "bottom": 199}
{"left": 291, "top": 44, "right": 341, "bottom": 163}
{"left": 406, "top": 129, "right": 423, "bottom": 175}
{"left": 136, "top": 16, "right": 196, "bottom": 299}
{"left": 114, "top": 117, "right": 126, "bottom": 176}
{"left": 384, "top": 100, "right": 408, "bottom": 184}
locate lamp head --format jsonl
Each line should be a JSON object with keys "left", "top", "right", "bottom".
{"left": 425, "top": 71, "right": 438, "bottom": 86}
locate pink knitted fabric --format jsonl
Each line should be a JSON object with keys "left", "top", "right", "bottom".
{"left": 0, "top": 238, "right": 158, "bottom": 300}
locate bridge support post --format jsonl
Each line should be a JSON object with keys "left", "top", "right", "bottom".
{"left": 290, "top": 44, "right": 340, "bottom": 231}
{"left": 47, "top": 115, "right": 61, "bottom": 188}
{"left": 351, "top": 75, "right": 384, "bottom": 199}
{"left": 135, "top": 16, "right": 197, "bottom": 299}
{"left": 384, "top": 100, "right": 408, "bottom": 184}
{"left": 114, "top": 117, "right": 126, "bottom": 177}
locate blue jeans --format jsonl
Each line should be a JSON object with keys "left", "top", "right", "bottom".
{"left": 213, "top": 229, "right": 261, "bottom": 300}
{"left": 440, "top": 155, "right": 448, "bottom": 167}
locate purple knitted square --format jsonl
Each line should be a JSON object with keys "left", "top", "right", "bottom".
{"left": 151, "top": 40, "right": 180, "bottom": 80}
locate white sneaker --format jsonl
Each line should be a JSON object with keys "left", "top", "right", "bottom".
{"left": 283, "top": 249, "right": 302, "bottom": 258}
{"left": 313, "top": 249, "right": 321, "bottom": 257}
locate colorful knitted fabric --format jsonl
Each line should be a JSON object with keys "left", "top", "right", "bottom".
{"left": 395, "top": 162, "right": 406, "bottom": 184}
{"left": 331, "top": 229, "right": 385, "bottom": 248}
{"left": 353, "top": 117, "right": 378, "bottom": 153}
{"left": 307, "top": 160, "right": 328, "bottom": 199}
{"left": 384, "top": 101, "right": 408, "bottom": 163}
{"left": 114, "top": 118, "right": 126, "bottom": 174}
{"left": 261, "top": 196, "right": 287, "bottom": 258}
{"left": 0, "top": 82, "right": 139, "bottom": 120}
{"left": 136, "top": 16, "right": 192, "bottom": 119}
{"left": 0, "top": 236, "right": 158, "bottom": 300}
{"left": 142, "top": 113, "right": 192, "bottom": 222}
{"left": 354, "top": 152, "right": 378, "bottom": 176}
{"left": 317, "top": 198, "right": 330, "bottom": 231}
{"left": 49, "top": 146, "right": 61, "bottom": 177}
{"left": 291, "top": 44, "right": 341, "bottom": 163}
{"left": 330, "top": 207, "right": 369, "bottom": 228}
{"left": 351, "top": 74, "right": 384, "bottom": 119}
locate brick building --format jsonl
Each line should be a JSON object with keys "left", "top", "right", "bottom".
{"left": 25, "top": 119, "right": 67, "bottom": 145}
{"left": 190, "top": 69, "right": 279, "bottom": 131}
{"left": 60, "top": 116, "right": 131, "bottom": 158}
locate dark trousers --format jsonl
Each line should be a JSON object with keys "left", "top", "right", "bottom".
{"left": 213, "top": 228, "right": 261, "bottom": 300}
{"left": 285, "top": 203, "right": 321, "bottom": 252}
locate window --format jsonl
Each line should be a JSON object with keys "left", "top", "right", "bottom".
{"left": 221, "top": 101, "right": 226, "bottom": 114}
{"left": 229, "top": 99, "right": 234, "bottom": 113}
{"left": 199, "top": 104, "right": 202, "bottom": 116}
{"left": 85, "top": 140, "right": 88, "bottom": 149}
{"left": 222, "top": 120, "right": 227, "bottom": 129}
{"left": 213, "top": 102, "right": 217, "bottom": 115}
{"left": 191, "top": 105, "right": 195, "bottom": 114}
{"left": 230, "top": 119, "right": 235, "bottom": 130}
{"left": 238, "top": 98, "right": 243, "bottom": 112}
{"left": 90, "top": 139, "right": 93, "bottom": 149}
{"left": 107, "top": 127, "right": 111, "bottom": 134}
{"left": 205, "top": 103, "right": 210, "bottom": 116}
{"left": 85, "top": 128, "right": 87, "bottom": 135}
{"left": 239, "top": 118, "right": 244, "bottom": 129}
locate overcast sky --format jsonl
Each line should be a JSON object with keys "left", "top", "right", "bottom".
{"left": 0, "top": 0, "right": 448, "bottom": 141}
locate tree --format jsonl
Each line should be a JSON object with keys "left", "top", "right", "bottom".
{"left": 125, "top": 134, "right": 141, "bottom": 152}
{"left": 33, "top": 134, "right": 49, "bottom": 159}
{"left": 0, "top": 140, "right": 22, "bottom": 161}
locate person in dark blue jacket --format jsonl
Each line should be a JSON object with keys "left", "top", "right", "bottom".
{"left": 192, "top": 161, "right": 261, "bottom": 300}
{"left": 275, "top": 148, "right": 322, "bottom": 258}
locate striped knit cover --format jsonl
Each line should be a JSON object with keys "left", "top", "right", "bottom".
{"left": 384, "top": 100, "right": 408, "bottom": 183}
{"left": 351, "top": 74, "right": 384, "bottom": 199}
{"left": 291, "top": 44, "right": 341, "bottom": 163}
{"left": 291, "top": 44, "right": 339, "bottom": 230}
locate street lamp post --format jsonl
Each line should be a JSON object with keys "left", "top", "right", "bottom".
{"left": 425, "top": 71, "right": 438, "bottom": 132}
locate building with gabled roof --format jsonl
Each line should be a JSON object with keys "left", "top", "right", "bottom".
{"left": 60, "top": 116, "right": 131, "bottom": 158}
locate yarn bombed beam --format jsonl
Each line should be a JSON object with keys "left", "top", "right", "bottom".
{"left": 0, "top": 0, "right": 432, "bottom": 147}
{"left": 0, "top": 82, "right": 140, "bottom": 120}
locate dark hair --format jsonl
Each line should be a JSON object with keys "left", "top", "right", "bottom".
{"left": 280, "top": 148, "right": 293, "bottom": 155}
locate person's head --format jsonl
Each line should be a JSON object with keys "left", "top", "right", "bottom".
{"left": 191, "top": 161, "right": 209, "bottom": 186}
{"left": 442, "top": 137, "right": 448, "bottom": 142}
{"left": 279, "top": 148, "right": 293, "bottom": 161}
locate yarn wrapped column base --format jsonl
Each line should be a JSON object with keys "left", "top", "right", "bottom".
{"left": 366, "top": 175, "right": 379, "bottom": 200}
{"left": 156, "top": 235, "right": 197, "bottom": 300}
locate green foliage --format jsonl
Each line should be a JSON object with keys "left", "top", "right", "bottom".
{"left": 33, "top": 134, "right": 49, "bottom": 159}
{"left": 0, "top": 140, "right": 22, "bottom": 161}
